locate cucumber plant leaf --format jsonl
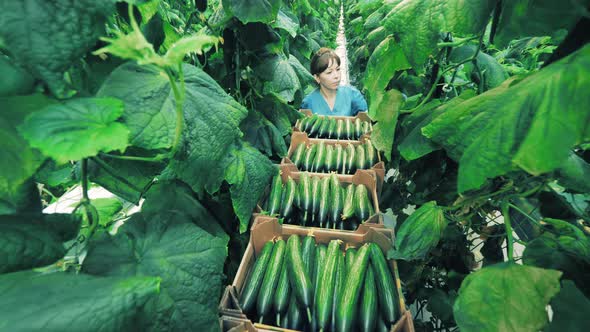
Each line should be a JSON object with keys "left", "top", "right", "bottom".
{"left": 272, "top": 8, "right": 300, "bottom": 38}
{"left": 369, "top": 89, "right": 405, "bottom": 161}
{"left": 545, "top": 281, "right": 590, "bottom": 332}
{"left": 364, "top": 36, "right": 411, "bottom": 103}
{"left": 19, "top": 97, "right": 130, "bottom": 164}
{"left": 222, "top": 0, "right": 281, "bottom": 24}
{"left": 256, "top": 54, "right": 303, "bottom": 103}
{"left": 453, "top": 263, "right": 562, "bottom": 332}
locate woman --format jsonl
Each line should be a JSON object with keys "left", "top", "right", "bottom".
{"left": 301, "top": 48, "right": 368, "bottom": 116}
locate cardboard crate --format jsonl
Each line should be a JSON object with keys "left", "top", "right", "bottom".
{"left": 257, "top": 164, "right": 381, "bottom": 229}
{"left": 282, "top": 131, "right": 385, "bottom": 195}
{"left": 294, "top": 109, "right": 373, "bottom": 140}
{"left": 219, "top": 216, "right": 414, "bottom": 332}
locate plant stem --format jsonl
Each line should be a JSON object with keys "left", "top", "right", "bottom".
{"left": 81, "top": 159, "right": 89, "bottom": 201}
{"left": 501, "top": 201, "right": 515, "bottom": 262}
{"left": 101, "top": 153, "right": 165, "bottom": 162}
{"left": 472, "top": 59, "right": 484, "bottom": 94}
{"left": 166, "top": 66, "right": 185, "bottom": 159}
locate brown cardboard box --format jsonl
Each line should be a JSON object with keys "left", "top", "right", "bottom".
{"left": 218, "top": 216, "right": 415, "bottom": 332}
{"left": 294, "top": 109, "right": 373, "bottom": 140}
{"left": 283, "top": 131, "right": 385, "bottom": 194}
{"left": 257, "top": 164, "right": 381, "bottom": 228}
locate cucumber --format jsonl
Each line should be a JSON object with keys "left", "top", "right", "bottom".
{"left": 345, "top": 118, "right": 353, "bottom": 140}
{"left": 280, "top": 176, "right": 297, "bottom": 220}
{"left": 318, "top": 116, "right": 331, "bottom": 138}
{"left": 329, "top": 173, "right": 343, "bottom": 226}
{"left": 316, "top": 240, "right": 342, "bottom": 330}
{"left": 336, "top": 119, "right": 344, "bottom": 139}
{"left": 345, "top": 248, "right": 357, "bottom": 274}
{"left": 377, "top": 316, "right": 390, "bottom": 332}
{"left": 327, "top": 117, "right": 337, "bottom": 139}
{"left": 345, "top": 143, "right": 356, "bottom": 175}
{"left": 291, "top": 143, "right": 306, "bottom": 168}
{"left": 354, "top": 118, "right": 362, "bottom": 140}
{"left": 341, "top": 184, "right": 356, "bottom": 220}
{"left": 240, "top": 241, "right": 274, "bottom": 314}
{"left": 304, "top": 115, "right": 318, "bottom": 132}
{"left": 295, "top": 117, "right": 305, "bottom": 131}
{"left": 354, "top": 184, "right": 371, "bottom": 222}
{"left": 302, "top": 235, "right": 316, "bottom": 280}
{"left": 324, "top": 145, "right": 335, "bottom": 172}
{"left": 318, "top": 177, "right": 331, "bottom": 228}
{"left": 340, "top": 149, "right": 348, "bottom": 175}
{"left": 334, "top": 144, "right": 344, "bottom": 174}
{"left": 365, "top": 139, "right": 376, "bottom": 167}
{"left": 313, "top": 244, "right": 327, "bottom": 305}
{"left": 299, "top": 172, "right": 312, "bottom": 223}
{"left": 286, "top": 296, "right": 304, "bottom": 330}
{"left": 286, "top": 235, "right": 313, "bottom": 321}
{"left": 359, "top": 264, "right": 378, "bottom": 332}
{"left": 268, "top": 174, "right": 283, "bottom": 216}
{"left": 313, "top": 141, "right": 327, "bottom": 173}
{"left": 369, "top": 243, "right": 398, "bottom": 324}
{"left": 356, "top": 144, "right": 366, "bottom": 170}
{"left": 331, "top": 250, "right": 346, "bottom": 332}
{"left": 336, "top": 244, "right": 371, "bottom": 332}
{"left": 257, "top": 239, "right": 286, "bottom": 322}
{"left": 303, "top": 143, "right": 318, "bottom": 172}
{"left": 362, "top": 120, "right": 370, "bottom": 135}
{"left": 310, "top": 176, "right": 321, "bottom": 224}
{"left": 309, "top": 115, "right": 324, "bottom": 137}
{"left": 273, "top": 253, "right": 291, "bottom": 326}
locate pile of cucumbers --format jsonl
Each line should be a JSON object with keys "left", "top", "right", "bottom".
{"left": 240, "top": 235, "right": 399, "bottom": 332}
{"left": 290, "top": 140, "right": 378, "bottom": 174}
{"left": 263, "top": 173, "right": 375, "bottom": 229}
{"left": 296, "top": 115, "right": 372, "bottom": 140}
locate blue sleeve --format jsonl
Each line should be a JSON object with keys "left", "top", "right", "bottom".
{"left": 301, "top": 95, "right": 312, "bottom": 110}
{"left": 350, "top": 86, "right": 368, "bottom": 115}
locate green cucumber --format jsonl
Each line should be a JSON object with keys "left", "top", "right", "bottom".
{"left": 354, "top": 118, "right": 362, "bottom": 140}
{"left": 327, "top": 117, "right": 337, "bottom": 139}
{"left": 336, "top": 119, "right": 344, "bottom": 139}
{"left": 303, "top": 143, "right": 318, "bottom": 172}
{"left": 318, "top": 177, "right": 331, "bottom": 228}
{"left": 336, "top": 244, "right": 371, "bottom": 332}
{"left": 291, "top": 143, "right": 306, "bottom": 168}
{"left": 257, "top": 239, "right": 286, "bottom": 322}
{"left": 345, "top": 118, "right": 353, "bottom": 140}
{"left": 331, "top": 250, "right": 346, "bottom": 332}
{"left": 365, "top": 139, "right": 376, "bottom": 167}
{"left": 299, "top": 172, "right": 312, "bottom": 223}
{"left": 361, "top": 120, "right": 370, "bottom": 135}
{"left": 377, "top": 316, "right": 390, "bottom": 332}
{"left": 354, "top": 184, "right": 371, "bottom": 222}
{"left": 273, "top": 252, "right": 291, "bottom": 326}
{"left": 345, "top": 248, "right": 357, "bottom": 274}
{"left": 318, "top": 116, "right": 331, "bottom": 138}
{"left": 286, "top": 235, "right": 313, "bottom": 321}
{"left": 311, "top": 176, "right": 321, "bottom": 223}
{"left": 340, "top": 149, "right": 348, "bottom": 175}
{"left": 329, "top": 173, "right": 343, "bottom": 226}
{"left": 313, "top": 141, "right": 327, "bottom": 173}
{"left": 280, "top": 177, "right": 297, "bottom": 220}
{"left": 312, "top": 244, "right": 328, "bottom": 329}
{"left": 295, "top": 117, "right": 305, "bottom": 131}
{"left": 268, "top": 174, "right": 283, "bottom": 216}
{"left": 286, "top": 296, "right": 304, "bottom": 330}
{"left": 304, "top": 115, "right": 317, "bottom": 132}
{"left": 240, "top": 241, "right": 274, "bottom": 314}
{"left": 334, "top": 144, "right": 344, "bottom": 174}
{"left": 369, "top": 243, "right": 398, "bottom": 324}
{"left": 309, "top": 115, "right": 324, "bottom": 137}
{"left": 345, "top": 143, "right": 356, "bottom": 175}
{"left": 359, "top": 264, "right": 378, "bottom": 332}
{"left": 316, "top": 240, "right": 342, "bottom": 330}
{"left": 356, "top": 144, "right": 366, "bottom": 170}
{"left": 324, "top": 145, "right": 335, "bottom": 172}
{"left": 341, "top": 184, "right": 356, "bottom": 221}
{"left": 302, "top": 235, "right": 316, "bottom": 279}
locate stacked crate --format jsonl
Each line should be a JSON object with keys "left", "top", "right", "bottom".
{"left": 219, "top": 111, "right": 415, "bottom": 332}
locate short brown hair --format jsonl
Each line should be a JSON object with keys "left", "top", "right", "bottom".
{"left": 310, "top": 47, "right": 341, "bottom": 75}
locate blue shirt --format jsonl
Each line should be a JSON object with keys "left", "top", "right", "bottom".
{"left": 301, "top": 85, "right": 368, "bottom": 116}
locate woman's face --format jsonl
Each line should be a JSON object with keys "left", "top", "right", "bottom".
{"left": 314, "top": 58, "right": 341, "bottom": 91}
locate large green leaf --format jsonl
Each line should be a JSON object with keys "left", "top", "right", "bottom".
{"left": 449, "top": 45, "right": 508, "bottom": 90}
{"left": 222, "top": 0, "right": 280, "bottom": 24}
{"left": 82, "top": 182, "right": 229, "bottom": 331}
{"left": 364, "top": 36, "right": 411, "bottom": 103}
{"left": 272, "top": 8, "right": 300, "bottom": 38}
{"left": 0, "top": 94, "right": 53, "bottom": 195}
{"left": 240, "top": 109, "right": 288, "bottom": 157}
{"left": 495, "top": 0, "right": 590, "bottom": 47}
{"left": 546, "top": 281, "right": 590, "bottom": 332}
{"left": 384, "top": 0, "right": 495, "bottom": 71}
{"left": 556, "top": 152, "right": 590, "bottom": 193}
{"left": 422, "top": 45, "right": 590, "bottom": 192}
{"left": 453, "top": 263, "right": 562, "bottom": 332}
{"left": 389, "top": 201, "right": 448, "bottom": 261}
{"left": 369, "top": 89, "right": 405, "bottom": 161}
{"left": 256, "top": 54, "right": 302, "bottom": 103}
{"left": 0, "top": 0, "right": 116, "bottom": 97}
{"left": 0, "top": 213, "right": 80, "bottom": 273}
{"left": 19, "top": 98, "right": 130, "bottom": 164}
{"left": 224, "top": 143, "right": 276, "bottom": 233}
{"left": 0, "top": 271, "right": 160, "bottom": 331}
